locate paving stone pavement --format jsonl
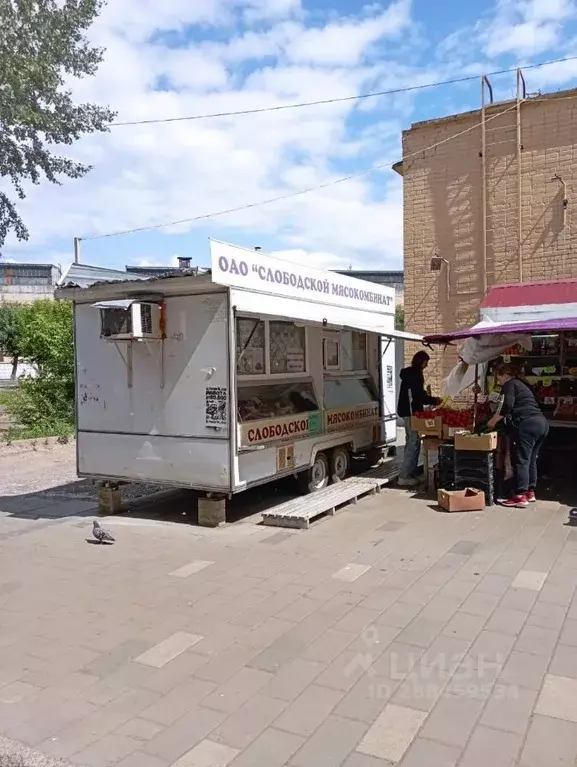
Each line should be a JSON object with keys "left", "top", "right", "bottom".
{"left": 0, "top": 482, "right": 577, "bottom": 766}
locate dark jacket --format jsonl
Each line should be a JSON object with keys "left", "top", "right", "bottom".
{"left": 498, "top": 378, "right": 545, "bottom": 428}
{"left": 397, "top": 366, "right": 437, "bottom": 418}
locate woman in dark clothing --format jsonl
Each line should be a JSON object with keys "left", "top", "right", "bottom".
{"left": 487, "top": 362, "right": 549, "bottom": 508}
{"left": 397, "top": 351, "right": 440, "bottom": 486}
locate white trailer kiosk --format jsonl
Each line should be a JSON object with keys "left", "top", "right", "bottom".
{"left": 58, "top": 241, "right": 419, "bottom": 524}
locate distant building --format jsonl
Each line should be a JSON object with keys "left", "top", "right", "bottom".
{"left": 64, "top": 261, "right": 405, "bottom": 301}
{"left": 125, "top": 266, "right": 181, "bottom": 278}
{"left": 125, "top": 257, "right": 194, "bottom": 279}
{"left": 0, "top": 263, "right": 61, "bottom": 303}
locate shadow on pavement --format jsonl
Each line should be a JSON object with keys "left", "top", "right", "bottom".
{"left": 0, "top": 454, "right": 392, "bottom": 528}
{"left": 116, "top": 455, "right": 380, "bottom": 526}
{"left": 119, "top": 475, "right": 309, "bottom": 526}
{"left": 0, "top": 479, "right": 98, "bottom": 521}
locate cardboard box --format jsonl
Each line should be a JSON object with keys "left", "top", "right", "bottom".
{"left": 411, "top": 415, "right": 443, "bottom": 438}
{"left": 442, "top": 424, "right": 460, "bottom": 440}
{"left": 438, "top": 488, "right": 486, "bottom": 512}
{"left": 454, "top": 431, "right": 498, "bottom": 452}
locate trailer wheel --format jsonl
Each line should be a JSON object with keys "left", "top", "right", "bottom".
{"left": 299, "top": 452, "right": 330, "bottom": 494}
{"left": 331, "top": 446, "right": 350, "bottom": 482}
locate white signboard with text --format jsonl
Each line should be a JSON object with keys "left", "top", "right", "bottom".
{"left": 210, "top": 240, "right": 394, "bottom": 315}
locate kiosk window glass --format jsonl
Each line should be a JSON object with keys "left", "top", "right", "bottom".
{"left": 270, "top": 322, "right": 306, "bottom": 375}
{"left": 238, "top": 381, "right": 318, "bottom": 422}
{"left": 236, "top": 319, "right": 265, "bottom": 376}
{"left": 324, "top": 378, "right": 376, "bottom": 409}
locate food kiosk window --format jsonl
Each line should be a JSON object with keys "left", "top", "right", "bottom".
{"left": 236, "top": 318, "right": 265, "bottom": 375}
{"left": 238, "top": 381, "right": 318, "bottom": 422}
{"left": 350, "top": 331, "right": 367, "bottom": 371}
{"left": 270, "top": 321, "right": 306, "bottom": 375}
{"left": 323, "top": 330, "right": 367, "bottom": 372}
{"left": 236, "top": 317, "right": 307, "bottom": 377}
{"left": 488, "top": 331, "right": 577, "bottom": 420}
{"left": 323, "top": 338, "right": 340, "bottom": 370}
{"left": 324, "top": 377, "right": 377, "bottom": 409}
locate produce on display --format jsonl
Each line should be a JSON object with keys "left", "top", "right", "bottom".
{"left": 412, "top": 402, "right": 492, "bottom": 430}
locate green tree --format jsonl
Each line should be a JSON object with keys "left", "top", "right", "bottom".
{"left": 0, "top": 0, "right": 115, "bottom": 246}
{"left": 19, "top": 299, "right": 73, "bottom": 379}
{"left": 395, "top": 305, "right": 405, "bottom": 330}
{"left": 4, "top": 300, "right": 74, "bottom": 433}
{"left": 0, "top": 303, "right": 25, "bottom": 378}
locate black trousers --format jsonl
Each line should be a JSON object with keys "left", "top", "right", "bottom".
{"left": 511, "top": 416, "right": 549, "bottom": 495}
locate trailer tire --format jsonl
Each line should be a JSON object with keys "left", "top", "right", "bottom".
{"left": 299, "top": 452, "right": 330, "bottom": 494}
{"left": 331, "top": 446, "right": 350, "bottom": 482}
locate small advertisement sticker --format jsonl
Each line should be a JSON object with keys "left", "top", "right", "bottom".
{"left": 386, "top": 365, "right": 394, "bottom": 392}
{"left": 205, "top": 386, "right": 228, "bottom": 428}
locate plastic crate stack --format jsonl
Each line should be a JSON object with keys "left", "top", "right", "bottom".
{"left": 436, "top": 443, "right": 455, "bottom": 491}
{"left": 454, "top": 450, "right": 495, "bottom": 506}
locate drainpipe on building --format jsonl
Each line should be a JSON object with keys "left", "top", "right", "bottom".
{"left": 480, "top": 75, "right": 493, "bottom": 296}
{"left": 516, "top": 69, "right": 526, "bottom": 283}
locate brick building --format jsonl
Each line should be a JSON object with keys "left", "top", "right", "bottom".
{"left": 396, "top": 86, "right": 577, "bottom": 390}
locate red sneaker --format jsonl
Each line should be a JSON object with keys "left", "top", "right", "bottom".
{"left": 526, "top": 491, "right": 536, "bottom": 503}
{"left": 501, "top": 495, "right": 529, "bottom": 508}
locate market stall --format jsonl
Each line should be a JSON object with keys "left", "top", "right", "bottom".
{"left": 57, "top": 240, "right": 420, "bottom": 524}
{"left": 422, "top": 313, "right": 577, "bottom": 506}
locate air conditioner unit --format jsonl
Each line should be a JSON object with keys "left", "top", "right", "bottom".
{"left": 99, "top": 302, "right": 161, "bottom": 340}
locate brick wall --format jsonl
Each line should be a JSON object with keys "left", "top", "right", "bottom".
{"left": 402, "top": 89, "right": 577, "bottom": 392}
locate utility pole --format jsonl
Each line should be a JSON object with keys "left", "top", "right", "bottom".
{"left": 73, "top": 237, "right": 81, "bottom": 264}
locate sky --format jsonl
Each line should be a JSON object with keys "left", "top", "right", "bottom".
{"left": 3, "top": 0, "right": 577, "bottom": 274}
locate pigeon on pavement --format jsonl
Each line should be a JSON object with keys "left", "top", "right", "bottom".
{"left": 93, "top": 520, "right": 115, "bottom": 544}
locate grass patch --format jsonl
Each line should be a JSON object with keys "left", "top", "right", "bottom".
{"left": 0, "top": 388, "right": 16, "bottom": 408}
{"left": 1, "top": 423, "right": 74, "bottom": 445}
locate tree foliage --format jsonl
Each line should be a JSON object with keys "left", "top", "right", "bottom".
{"left": 4, "top": 299, "right": 74, "bottom": 432}
{"left": 0, "top": 302, "right": 24, "bottom": 377}
{"left": 19, "top": 299, "right": 73, "bottom": 379}
{"left": 395, "top": 305, "right": 405, "bottom": 330}
{"left": 0, "top": 0, "right": 115, "bottom": 246}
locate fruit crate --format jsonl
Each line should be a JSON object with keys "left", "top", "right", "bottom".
{"left": 454, "top": 451, "right": 495, "bottom": 471}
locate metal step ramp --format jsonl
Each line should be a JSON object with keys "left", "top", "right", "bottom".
{"left": 261, "top": 461, "right": 400, "bottom": 529}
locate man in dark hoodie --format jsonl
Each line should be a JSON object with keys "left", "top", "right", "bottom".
{"left": 397, "top": 351, "right": 440, "bottom": 487}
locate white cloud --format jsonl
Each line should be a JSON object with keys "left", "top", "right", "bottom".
{"left": 269, "top": 248, "right": 351, "bottom": 269}
{"left": 134, "top": 255, "right": 182, "bottom": 267}
{"left": 3, "top": 0, "right": 416, "bottom": 269}
{"left": 5, "top": 0, "right": 577, "bottom": 274}
{"left": 525, "top": 55, "right": 577, "bottom": 88}
{"left": 243, "top": 0, "right": 302, "bottom": 21}
{"left": 483, "top": 0, "right": 576, "bottom": 57}
{"left": 285, "top": 0, "right": 412, "bottom": 66}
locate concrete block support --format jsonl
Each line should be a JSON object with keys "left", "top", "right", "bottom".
{"left": 98, "top": 486, "right": 122, "bottom": 515}
{"left": 198, "top": 497, "right": 226, "bottom": 527}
